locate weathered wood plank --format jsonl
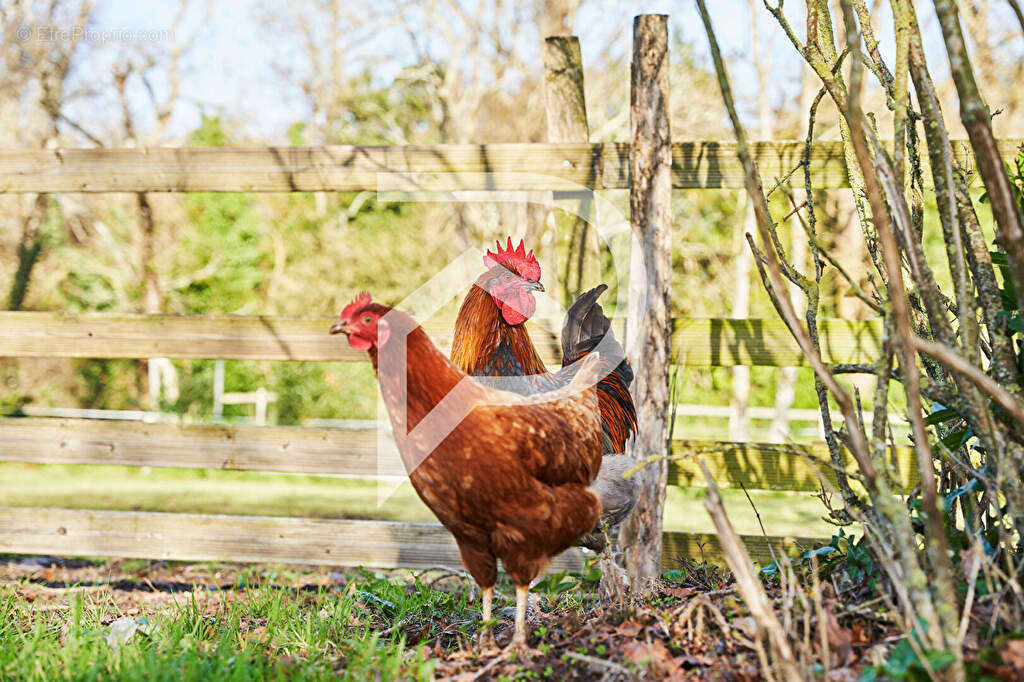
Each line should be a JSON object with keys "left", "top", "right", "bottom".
{"left": 0, "top": 417, "right": 383, "bottom": 475}
{"left": 670, "top": 440, "right": 917, "bottom": 492}
{"left": 0, "top": 140, "right": 1014, "bottom": 193}
{"left": 0, "top": 145, "right": 605, "bottom": 193}
{"left": 0, "top": 507, "right": 584, "bottom": 571}
{"left": 671, "top": 317, "right": 883, "bottom": 367}
{"left": 0, "top": 312, "right": 882, "bottom": 367}
{"left": 0, "top": 507, "right": 819, "bottom": 570}
{"left": 661, "top": 531, "right": 826, "bottom": 569}
{"left": 0, "top": 418, "right": 918, "bottom": 493}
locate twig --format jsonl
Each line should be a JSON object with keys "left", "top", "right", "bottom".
{"left": 562, "top": 650, "right": 633, "bottom": 676}
{"left": 739, "top": 482, "right": 780, "bottom": 569}
{"left": 699, "top": 458, "right": 804, "bottom": 681}
{"left": 764, "top": 161, "right": 806, "bottom": 198}
{"left": 839, "top": 0, "right": 959, "bottom": 652}
{"left": 934, "top": 0, "right": 1024, "bottom": 299}
{"left": 1007, "top": 0, "right": 1024, "bottom": 35}
{"left": 780, "top": 199, "right": 807, "bottom": 222}
{"left": 913, "top": 336, "right": 1024, "bottom": 427}
{"left": 785, "top": 192, "right": 883, "bottom": 313}
{"left": 698, "top": 0, "right": 875, "bottom": 485}
{"left": 470, "top": 652, "right": 507, "bottom": 680}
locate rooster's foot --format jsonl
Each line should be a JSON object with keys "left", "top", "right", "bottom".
{"left": 478, "top": 628, "right": 498, "bottom": 654}
{"left": 505, "top": 633, "right": 531, "bottom": 659}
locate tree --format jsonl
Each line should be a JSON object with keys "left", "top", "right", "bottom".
{"left": 2, "top": 0, "right": 92, "bottom": 311}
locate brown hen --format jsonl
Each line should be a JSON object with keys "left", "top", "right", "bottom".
{"left": 330, "top": 293, "right": 604, "bottom": 650}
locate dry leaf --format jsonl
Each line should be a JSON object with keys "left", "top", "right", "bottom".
{"left": 1002, "top": 640, "right": 1024, "bottom": 670}
{"left": 615, "top": 620, "right": 643, "bottom": 637}
{"left": 824, "top": 605, "right": 854, "bottom": 666}
{"left": 622, "top": 639, "right": 677, "bottom": 675}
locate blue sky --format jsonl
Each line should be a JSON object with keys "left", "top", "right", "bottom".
{"left": 64, "top": 0, "right": 1022, "bottom": 144}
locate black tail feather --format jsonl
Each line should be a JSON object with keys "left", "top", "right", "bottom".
{"left": 560, "top": 285, "right": 637, "bottom": 453}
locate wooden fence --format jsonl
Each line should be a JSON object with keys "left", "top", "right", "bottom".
{"left": 0, "top": 309, "right": 914, "bottom": 569}
{"left": 1, "top": 25, "right": 1013, "bottom": 574}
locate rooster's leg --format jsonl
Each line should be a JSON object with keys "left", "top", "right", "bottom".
{"left": 479, "top": 586, "right": 496, "bottom": 650}
{"left": 509, "top": 584, "right": 530, "bottom": 651}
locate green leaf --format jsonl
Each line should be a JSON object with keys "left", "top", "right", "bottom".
{"left": 924, "top": 408, "right": 957, "bottom": 426}
{"left": 802, "top": 546, "right": 836, "bottom": 559}
{"left": 924, "top": 650, "right": 957, "bottom": 671}
{"left": 940, "top": 428, "right": 973, "bottom": 452}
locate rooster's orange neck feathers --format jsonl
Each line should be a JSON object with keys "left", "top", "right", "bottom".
{"left": 451, "top": 284, "right": 547, "bottom": 376}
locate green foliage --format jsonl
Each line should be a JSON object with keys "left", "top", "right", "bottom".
{"left": 760, "top": 530, "right": 882, "bottom": 592}
{"left": 858, "top": 637, "right": 957, "bottom": 681}
{"left": 71, "top": 359, "right": 142, "bottom": 410}
{"left": 326, "top": 68, "right": 444, "bottom": 145}
{"left": 59, "top": 271, "right": 118, "bottom": 312}
{"left": 0, "top": 573, "right": 440, "bottom": 681}
{"left": 174, "top": 116, "right": 266, "bottom": 315}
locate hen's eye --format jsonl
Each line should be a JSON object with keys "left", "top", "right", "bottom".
{"left": 503, "top": 272, "right": 512, "bottom": 281}
{"left": 362, "top": 315, "right": 373, "bottom": 324}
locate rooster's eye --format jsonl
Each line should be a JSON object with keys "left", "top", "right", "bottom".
{"left": 503, "top": 272, "right": 512, "bottom": 281}
{"left": 362, "top": 315, "right": 373, "bottom": 324}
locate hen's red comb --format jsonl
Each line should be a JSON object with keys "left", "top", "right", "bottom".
{"left": 341, "top": 292, "right": 372, "bottom": 320}
{"left": 484, "top": 237, "right": 541, "bottom": 281}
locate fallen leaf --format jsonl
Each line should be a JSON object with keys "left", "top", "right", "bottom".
{"left": 105, "top": 617, "right": 153, "bottom": 648}
{"left": 615, "top": 620, "right": 643, "bottom": 637}
{"left": 664, "top": 586, "right": 699, "bottom": 599}
{"left": 1002, "top": 640, "right": 1024, "bottom": 670}
{"left": 824, "top": 605, "right": 854, "bottom": 666}
{"left": 622, "top": 639, "right": 678, "bottom": 675}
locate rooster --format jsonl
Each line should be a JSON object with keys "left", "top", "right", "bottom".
{"left": 330, "top": 293, "right": 604, "bottom": 650}
{"left": 451, "top": 238, "right": 638, "bottom": 552}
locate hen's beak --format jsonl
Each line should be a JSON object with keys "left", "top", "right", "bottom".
{"left": 329, "top": 320, "right": 350, "bottom": 335}
{"left": 528, "top": 281, "right": 545, "bottom": 292}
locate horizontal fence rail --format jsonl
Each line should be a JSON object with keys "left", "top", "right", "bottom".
{"left": 0, "top": 139, "right": 1015, "bottom": 193}
{"left": 0, "top": 312, "right": 883, "bottom": 367}
{"left": 0, "top": 418, "right": 917, "bottom": 492}
{"left": 0, "top": 507, "right": 815, "bottom": 569}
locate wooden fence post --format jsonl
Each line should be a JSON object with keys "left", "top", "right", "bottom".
{"left": 543, "top": 35, "right": 592, "bottom": 305}
{"left": 620, "top": 14, "right": 672, "bottom": 587}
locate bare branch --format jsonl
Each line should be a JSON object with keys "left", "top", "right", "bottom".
{"left": 698, "top": 0, "right": 875, "bottom": 482}
{"left": 914, "top": 337, "right": 1024, "bottom": 428}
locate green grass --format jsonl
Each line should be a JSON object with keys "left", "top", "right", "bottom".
{"left": 0, "top": 462, "right": 834, "bottom": 538}
{"left": 0, "top": 567, "right": 453, "bottom": 681}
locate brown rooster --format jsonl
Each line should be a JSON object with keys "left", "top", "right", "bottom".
{"left": 330, "top": 293, "right": 604, "bottom": 650}
{"left": 451, "top": 238, "right": 638, "bottom": 552}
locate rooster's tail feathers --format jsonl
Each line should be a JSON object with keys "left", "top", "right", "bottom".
{"left": 560, "top": 285, "right": 637, "bottom": 452}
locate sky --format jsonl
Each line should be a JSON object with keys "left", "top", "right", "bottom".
{"left": 58, "top": 0, "right": 1024, "bottom": 144}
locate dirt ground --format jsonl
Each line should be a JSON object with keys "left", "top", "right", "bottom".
{"left": 5, "top": 554, "right": 1020, "bottom": 680}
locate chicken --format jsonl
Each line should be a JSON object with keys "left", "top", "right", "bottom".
{"left": 329, "top": 292, "right": 604, "bottom": 650}
{"left": 450, "top": 238, "right": 638, "bottom": 552}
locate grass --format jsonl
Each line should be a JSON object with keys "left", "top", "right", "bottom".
{"left": 0, "top": 553, "right": 745, "bottom": 681}
{"left": 0, "top": 462, "right": 834, "bottom": 538}
{"left": 0, "top": 563, "right": 457, "bottom": 681}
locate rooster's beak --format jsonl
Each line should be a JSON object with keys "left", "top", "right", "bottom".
{"left": 329, "top": 321, "right": 350, "bottom": 335}
{"left": 528, "top": 281, "right": 545, "bottom": 292}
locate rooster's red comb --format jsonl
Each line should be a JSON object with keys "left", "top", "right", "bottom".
{"left": 484, "top": 237, "right": 541, "bottom": 281}
{"left": 341, "top": 292, "right": 372, "bottom": 320}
